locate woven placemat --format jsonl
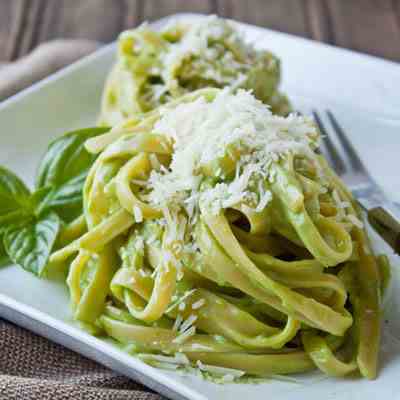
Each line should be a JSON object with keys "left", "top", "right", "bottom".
{"left": 0, "top": 320, "right": 162, "bottom": 399}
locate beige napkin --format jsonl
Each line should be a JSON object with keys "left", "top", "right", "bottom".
{"left": 0, "top": 39, "right": 100, "bottom": 101}
{"left": 0, "top": 41, "right": 162, "bottom": 400}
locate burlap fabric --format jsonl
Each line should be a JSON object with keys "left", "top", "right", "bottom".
{"left": 0, "top": 41, "right": 164, "bottom": 400}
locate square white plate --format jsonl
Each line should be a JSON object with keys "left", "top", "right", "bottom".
{"left": 1, "top": 13, "right": 400, "bottom": 400}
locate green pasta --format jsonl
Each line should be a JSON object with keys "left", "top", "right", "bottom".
{"left": 99, "top": 16, "right": 290, "bottom": 126}
{"left": 50, "top": 87, "right": 383, "bottom": 380}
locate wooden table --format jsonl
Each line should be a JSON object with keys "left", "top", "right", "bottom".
{"left": 1, "top": 0, "right": 400, "bottom": 62}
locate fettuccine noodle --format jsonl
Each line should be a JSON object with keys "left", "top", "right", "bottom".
{"left": 51, "top": 87, "right": 382, "bottom": 380}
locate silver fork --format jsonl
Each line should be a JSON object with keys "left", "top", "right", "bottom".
{"left": 313, "top": 110, "right": 400, "bottom": 254}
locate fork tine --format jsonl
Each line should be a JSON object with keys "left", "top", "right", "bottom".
{"left": 312, "top": 110, "right": 346, "bottom": 175}
{"left": 326, "top": 110, "right": 367, "bottom": 173}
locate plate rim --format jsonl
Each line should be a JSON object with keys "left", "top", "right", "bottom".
{"left": 0, "top": 292, "right": 206, "bottom": 400}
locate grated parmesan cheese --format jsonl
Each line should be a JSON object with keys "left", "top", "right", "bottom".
{"left": 347, "top": 214, "right": 364, "bottom": 229}
{"left": 148, "top": 89, "right": 319, "bottom": 220}
{"left": 173, "top": 326, "right": 196, "bottom": 344}
{"left": 172, "top": 314, "right": 183, "bottom": 331}
{"left": 188, "top": 343, "right": 213, "bottom": 351}
{"left": 131, "top": 179, "right": 148, "bottom": 187}
{"left": 139, "top": 352, "right": 190, "bottom": 366}
{"left": 192, "top": 299, "right": 206, "bottom": 310}
{"left": 166, "top": 289, "right": 197, "bottom": 313}
{"left": 133, "top": 205, "right": 143, "bottom": 223}
{"left": 149, "top": 362, "right": 179, "bottom": 371}
{"left": 179, "top": 314, "right": 198, "bottom": 333}
{"left": 196, "top": 360, "right": 245, "bottom": 378}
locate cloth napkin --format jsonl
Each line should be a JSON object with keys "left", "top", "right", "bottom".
{"left": 0, "top": 40, "right": 162, "bottom": 400}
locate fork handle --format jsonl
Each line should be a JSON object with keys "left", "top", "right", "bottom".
{"left": 365, "top": 203, "right": 400, "bottom": 255}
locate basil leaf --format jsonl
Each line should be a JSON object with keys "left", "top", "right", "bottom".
{"left": 0, "top": 166, "right": 31, "bottom": 216}
{"left": 0, "top": 211, "right": 31, "bottom": 236}
{"left": 4, "top": 212, "right": 61, "bottom": 276}
{"left": 36, "top": 127, "right": 110, "bottom": 189}
{"left": 0, "top": 240, "right": 9, "bottom": 267}
{"left": 31, "top": 186, "right": 52, "bottom": 207}
{"left": 38, "top": 170, "right": 88, "bottom": 216}
{"left": 35, "top": 127, "right": 109, "bottom": 221}
{"left": 0, "top": 166, "right": 33, "bottom": 269}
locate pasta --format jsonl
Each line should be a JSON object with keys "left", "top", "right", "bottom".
{"left": 99, "top": 16, "right": 291, "bottom": 126}
{"left": 51, "top": 88, "right": 383, "bottom": 380}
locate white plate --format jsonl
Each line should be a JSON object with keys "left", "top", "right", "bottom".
{"left": 0, "top": 13, "right": 400, "bottom": 400}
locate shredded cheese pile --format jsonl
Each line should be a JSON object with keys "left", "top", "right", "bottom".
{"left": 148, "top": 89, "right": 319, "bottom": 219}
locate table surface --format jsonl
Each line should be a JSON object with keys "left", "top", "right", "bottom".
{"left": 0, "top": 0, "right": 400, "bottom": 63}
